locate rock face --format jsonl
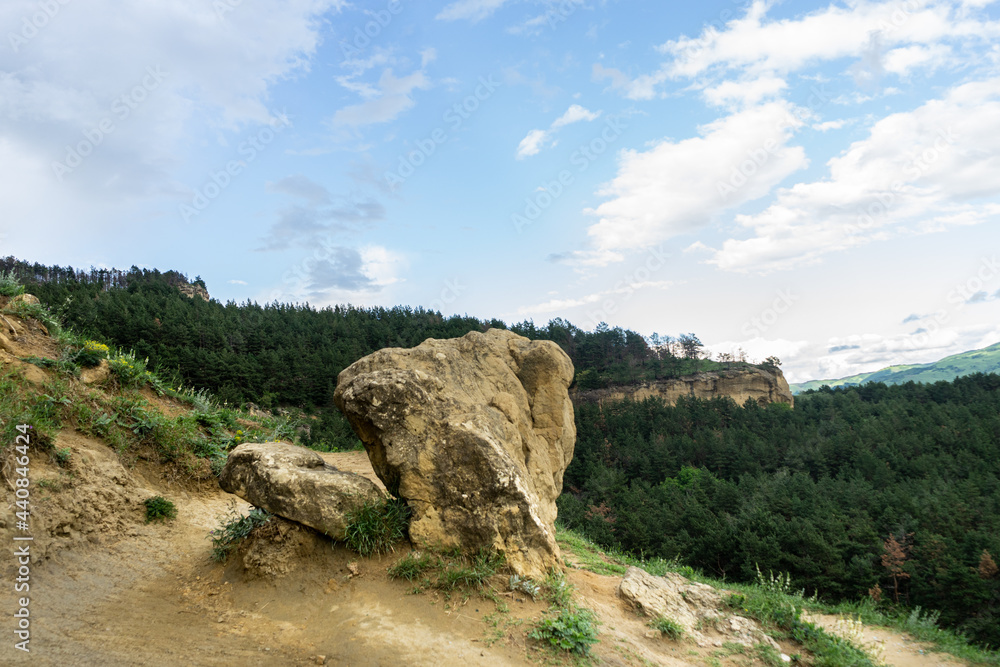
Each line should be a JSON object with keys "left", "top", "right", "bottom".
{"left": 219, "top": 442, "right": 386, "bottom": 540}
{"left": 618, "top": 567, "right": 779, "bottom": 649}
{"left": 573, "top": 367, "right": 794, "bottom": 408}
{"left": 333, "top": 329, "right": 576, "bottom": 579}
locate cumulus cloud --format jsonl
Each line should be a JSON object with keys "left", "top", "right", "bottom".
{"left": 579, "top": 102, "right": 808, "bottom": 263}
{"left": 0, "top": 0, "right": 346, "bottom": 246}
{"left": 596, "top": 0, "right": 1000, "bottom": 101}
{"left": 705, "top": 77, "right": 1000, "bottom": 273}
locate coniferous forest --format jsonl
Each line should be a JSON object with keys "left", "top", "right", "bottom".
{"left": 4, "top": 257, "right": 999, "bottom": 646}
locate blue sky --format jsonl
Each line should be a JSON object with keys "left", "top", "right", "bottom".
{"left": 2, "top": 0, "right": 1000, "bottom": 383}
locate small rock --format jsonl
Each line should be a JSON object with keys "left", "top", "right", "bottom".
{"left": 781, "top": 654, "right": 792, "bottom": 663}
{"left": 315, "top": 656, "right": 327, "bottom": 665}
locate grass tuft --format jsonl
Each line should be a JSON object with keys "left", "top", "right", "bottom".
{"left": 144, "top": 496, "right": 177, "bottom": 523}
{"left": 209, "top": 501, "right": 272, "bottom": 562}
{"left": 342, "top": 496, "right": 411, "bottom": 556}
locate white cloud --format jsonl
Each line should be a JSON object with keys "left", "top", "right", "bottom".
{"left": 706, "top": 77, "right": 1000, "bottom": 273}
{"left": 581, "top": 102, "right": 808, "bottom": 261}
{"left": 599, "top": 0, "right": 1000, "bottom": 101}
{"left": 516, "top": 104, "right": 601, "bottom": 159}
{"left": 703, "top": 75, "right": 787, "bottom": 108}
{"left": 813, "top": 119, "right": 847, "bottom": 131}
{"left": 660, "top": 0, "right": 998, "bottom": 78}
{"left": 516, "top": 129, "right": 551, "bottom": 159}
{"left": 553, "top": 104, "right": 602, "bottom": 128}
{"left": 332, "top": 69, "right": 432, "bottom": 128}
{"left": 0, "top": 0, "right": 345, "bottom": 244}
{"left": 436, "top": 0, "right": 510, "bottom": 22}
{"left": 883, "top": 44, "right": 952, "bottom": 76}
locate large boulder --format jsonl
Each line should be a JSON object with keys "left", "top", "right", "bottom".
{"left": 333, "top": 329, "right": 575, "bottom": 578}
{"left": 617, "top": 567, "right": 780, "bottom": 649}
{"left": 219, "top": 442, "right": 386, "bottom": 540}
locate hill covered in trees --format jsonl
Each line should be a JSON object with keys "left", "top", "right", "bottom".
{"left": 559, "top": 377, "right": 1000, "bottom": 646}
{"left": 2, "top": 256, "right": 761, "bottom": 447}
{"left": 7, "top": 256, "right": 996, "bottom": 648}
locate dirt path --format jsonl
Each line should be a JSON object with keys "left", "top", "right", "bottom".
{"left": 1, "top": 442, "right": 981, "bottom": 667}
{"left": 804, "top": 614, "right": 967, "bottom": 667}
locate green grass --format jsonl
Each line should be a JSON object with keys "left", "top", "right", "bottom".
{"left": 387, "top": 551, "right": 436, "bottom": 581}
{"left": 649, "top": 615, "right": 684, "bottom": 640}
{"left": 342, "top": 496, "right": 411, "bottom": 556}
{"left": 144, "top": 496, "right": 178, "bottom": 523}
{"left": 557, "top": 525, "right": 1000, "bottom": 667}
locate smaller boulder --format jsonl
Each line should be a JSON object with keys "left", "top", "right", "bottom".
{"left": 617, "top": 566, "right": 779, "bottom": 649}
{"left": 219, "top": 442, "right": 386, "bottom": 540}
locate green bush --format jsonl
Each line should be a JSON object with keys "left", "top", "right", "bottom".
{"left": 0, "top": 270, "right": 25, "bottom": 297}
{"left": 649, "top": 615, "right": 684, "bottom": 640}
{"left": 209, "top": 501, "right": 272, "bottom": 562}
{"left": 342, "top": 497, "right": 411, "bottom": 556}
{"left": 74, "top": 340, "right": 110, "bottom": 367}
{"left": 144, "top": 496, "right": 177, "bottom": 523}
{"left": 529, "top": 606, "right": 600, "bottom": 656}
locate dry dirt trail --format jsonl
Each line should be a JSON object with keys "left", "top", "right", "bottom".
{"left": 1, "top": 449, "right": 533, "bottom": 666}
{"left": 0, "top": 443, "right": 981, "bottom": 667}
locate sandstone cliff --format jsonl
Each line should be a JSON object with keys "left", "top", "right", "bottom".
{"left": 571, "top": 367, "right": 794, "bottom": 408}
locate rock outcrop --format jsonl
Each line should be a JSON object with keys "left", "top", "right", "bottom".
{"left": 219, "top": 442, "right": 386, "bottom": 540}
{"left": 333, "top": 329, "right": 576, "bottom": 579}
{"left": 617, "top": 566, "right": 780, "bottom": 650}
{"left": 573, "top": 367, "right": 794, "bottom": 408}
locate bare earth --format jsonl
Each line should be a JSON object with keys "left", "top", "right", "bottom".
{"left": 0, "top": 442, "right": 981, "bottom": 667}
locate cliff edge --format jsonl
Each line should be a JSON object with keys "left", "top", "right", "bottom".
{"left": 571, "top": 366, "right": 794, "bottom": 408}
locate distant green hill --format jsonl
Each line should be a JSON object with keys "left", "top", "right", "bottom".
{"left": 791, "top": 341, "right": 1000, "bottom": 393}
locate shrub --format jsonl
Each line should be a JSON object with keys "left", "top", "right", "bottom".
{"left": 53, "top": 447, "right": 72, "bottom": 468}
{"left": 144, "top": 496, "right": 177, "bottom": 523}
{"left": 209, "top": 501, "right": 272, "bottom": 562}
{"left": 0, "top": 270, "right": 25, "bottom": 297}
{"left": 529, "top": 606, "right": 600, "bottom": 656}
{"left": 342, "top": 497, "right": 411, "bottom": 556}
{"left": 509, "top": 574, "right": 541, "bottom": 600}
{"left": 75, "top": 340, "right": 110, "bottom": 367}
{"left": 649, "top": 615, "right": 684, "bottom": 640}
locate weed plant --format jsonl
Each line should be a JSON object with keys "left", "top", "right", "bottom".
{"left": 144, "top": 496, "right": 178, "bottom": 523}
{"left": 343, "top": 497, "right": 411, "bottom": 556}
{"left": 649, "top": 615, "right": 685, "bottom": 640}
{"left": 209, "top": 501, "right": 272, "bottom": 562}
{"left": 529, "top": 606, "right": 600, "bottom": 657}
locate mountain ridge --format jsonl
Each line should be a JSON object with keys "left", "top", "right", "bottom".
{"left": 791, "top": 341, "right": 1000, "bottom": 393}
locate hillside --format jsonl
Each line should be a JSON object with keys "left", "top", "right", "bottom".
{"left": 5, "top": 289, "right": 973, "bottom": 667}
{"left": 790, "top": 342, "right": 1000, "bottom": 393}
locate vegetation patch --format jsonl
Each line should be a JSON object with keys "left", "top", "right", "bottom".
{"left": 649, "top": 615, "right": 684, "bottom": 640}
{"left": 529, "top": 605, "right": 600, "bottom": 657}
{"left": 342, "top": 496, "right": 411, "bottom": 556}
{"left": 144, "top": 496, "right": 178, "bottom": 523}
{"left": 209, "top": 501, "right": 273, "bottom": 562}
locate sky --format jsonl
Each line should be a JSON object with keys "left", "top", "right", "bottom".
{"left": 2, "top": 0, "right": 1000, "bottom": 384}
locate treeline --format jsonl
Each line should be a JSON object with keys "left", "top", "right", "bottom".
{"left": 2, "top": 257, "right": 750, "bottom": 445}
{"left": 558, "top": 376, "right": 1000, "bottom": 646}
